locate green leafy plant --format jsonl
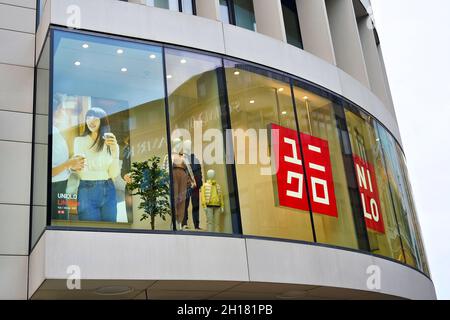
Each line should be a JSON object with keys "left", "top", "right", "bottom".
{"left": 126, "top": 156, "right": 171, "bottom": 230}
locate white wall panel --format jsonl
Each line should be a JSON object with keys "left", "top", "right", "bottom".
{"left": 0, "top": 3, "right": 35, "bottom": 33}
{"left": 0, "top": 29, "right": 34, "bottom": 67}
{"left": 0, "top": 256, "right": 28, "bottom": 300}
{"left": 0, "top": 204, "right": 29, "bottom": 255}
{"left": 0, "top": 64, "right": 34, "bottom": 113}
{"left": 0, "top": 140, "right": 32, "bottom": 205}
{"left": 0, "top": 110, "right": 33, "bottom": 142}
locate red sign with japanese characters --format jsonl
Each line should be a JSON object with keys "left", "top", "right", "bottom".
{"left": 271, "top": 124, "right": 338, "bottom": 217}
{"left": 353, "top": 155, "right": 385, "bottom": 234}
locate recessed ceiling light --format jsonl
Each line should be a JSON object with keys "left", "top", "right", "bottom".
{"left": 249, "top": 100, "right": 255, "bottom": 104}
{"left": 167, "top": 75, "right": 173, "bottom": 79}
{"left": 121, "top": 67, "right": 128, "bottom": 72}
{"left": 180, "top": 59, "right": 187, "bottom": 64}
{"left": 278, "top": 88, "right": 284, "bottom": 92}
{"left": 82, "top": 44, "right": 89, "bottom": 49}
{"left": 117, "top": 49, "right": 124, "bottom": 54}
{"left": 74, "top": 61, "right": 81, "bottom": 66}
{"left": 234, "top": 71, "right": 240, "bottom": 76}
{"left": 282, "top": 111, "right": 287, "bottom": 115}
{"left": 149, "top": 54, "right": 156, "bottom": 59}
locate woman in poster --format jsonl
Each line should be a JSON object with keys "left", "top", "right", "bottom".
{"left": 74, "top": 107, "right": 120, "bottom": 222}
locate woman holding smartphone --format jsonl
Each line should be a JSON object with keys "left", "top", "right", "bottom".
{"left": 74, "top": 107, "right": 120, "bottom": 222}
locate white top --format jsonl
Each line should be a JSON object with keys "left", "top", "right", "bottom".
{"left": 52, "top": 126, "right": 70, "bottom": 183}
{"left": 74, "top": 135, "right": 121, "bottom": 181}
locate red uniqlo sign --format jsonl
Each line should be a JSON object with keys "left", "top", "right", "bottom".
{"left": 271, "top": 124, "right": 338, "bottom": 217}
{"left": 353, "top": 155, "right": 385, "bottom": 234}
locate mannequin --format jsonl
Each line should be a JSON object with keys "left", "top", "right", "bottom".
{"left": 200, "top": 170, "right": 224, "bottom": 233}
{"left": 182, "top": 140, "right": 203, "bottom": 230}
{"left": 164, "top": 138, "right": 196, "bottom": 230}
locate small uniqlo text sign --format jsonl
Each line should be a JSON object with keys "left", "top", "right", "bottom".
{"left": 271, "top": 124, "right": 337, "bottom": 217}
{"left": 353, "top": 155, "right": 385, "bottom": 234}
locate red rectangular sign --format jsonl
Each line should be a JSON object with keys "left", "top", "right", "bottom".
{"left": 353, "top": 155, "right": 385, "bottom": 234}
{"left": 271, "top": 124, "right": 337, "bottom": 217}
{"left": 301, "top": 133, "right": 337, "bottom": 217}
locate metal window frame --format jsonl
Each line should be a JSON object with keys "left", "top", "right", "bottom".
{"left": 161, "top": 47, "right": 177, "bottom": 231}
{"left": 178, "top": 0, "right": 197, "bottom": 15}
{"left": 35, "top": 0, "right": 40, "bottom": 30}
{"left": 289, "top": 78, "right": 318, "bottom": 243}
{"left": 216, "top": 63, "right": 243, "bottom": 234}
{"left": 281, "top": 0, "right": 304, "bottom": 50}
{"left": 221, "top": 0, "right": 254, "bottom": 28}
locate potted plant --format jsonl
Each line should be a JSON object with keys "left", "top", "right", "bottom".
{"left": 126, "top": 156, "right": 171, "bottom": 230}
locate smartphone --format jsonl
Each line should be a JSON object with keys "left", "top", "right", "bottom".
{"left": 103, "top": 132, "right": 114, "bottom": 140}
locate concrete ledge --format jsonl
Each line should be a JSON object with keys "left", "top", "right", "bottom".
{"left": 29, "top": 230, "right": 436, "bottom": 300}
{"left": 246, "top": 238, "right": 436, "bottom": 300}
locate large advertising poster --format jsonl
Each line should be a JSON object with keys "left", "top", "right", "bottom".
{"left": 51, "top": 95, "right": 135, "bottom": 224}
{"left": 271, "top": 124, "right": 337, "bottom": 217}
{"left": 353, "top": 155, "right": 385, "bottom": 234}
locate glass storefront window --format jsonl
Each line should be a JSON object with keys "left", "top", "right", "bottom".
{"left": 35, "top": 28, "right": 429, "bottom": 274}
{"left": 394, "top": 144, "right": 430, "bottom": 275}
{"left": 50, "top": 30, "right": 170, "bottom": 231}
{"left": 293, "top": 86, "right": 357, "bottom": 249}
{"left": 281, "top": 0, "right": 303, "bottom": 49}
{"left": 165, "top": 49, "right": 233, "bottom": 233}
{"left": 376, "top": 123, "right": 428, "bottom": 272}
{"left": 344, "top": 108, "right": 405, "bottom": 262}
{"left": 32, "top": 36, "right": 50, "bottom": 248}
{"left": 224, "top": 61, "right": 314, "bottom": 242}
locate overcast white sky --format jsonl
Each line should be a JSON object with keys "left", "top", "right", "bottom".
{"left": 371, "top": 0, "right": 450, "bottom": 300}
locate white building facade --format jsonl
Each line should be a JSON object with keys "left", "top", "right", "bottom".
{"left": 0, "top": 0, "right": 436, "bottom": 300}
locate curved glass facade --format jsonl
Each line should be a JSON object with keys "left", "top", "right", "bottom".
{"left": 32, "top": 28, "right": 429, "bottom": 275}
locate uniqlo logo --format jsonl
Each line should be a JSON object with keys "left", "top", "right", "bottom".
{"left": 271, "top": 124, "right": 338, "bottom": 217}
{"left": 353, "top": 155, "right": 385, "bottom": 234}
{"left": 301, "top": 133, "right": 337, "bottom": 217}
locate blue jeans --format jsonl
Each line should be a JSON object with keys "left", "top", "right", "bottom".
{"left": 77, "top": 180, "right": 117, "bottom": 222}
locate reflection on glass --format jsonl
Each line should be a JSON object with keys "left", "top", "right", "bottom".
{"left": 219, "top": 0, "right": 256, "bottom": 31}
{"left": 233, "top": 0, "right": 256, "bottom": 31}
{"left": 165, "top": 49, "right": 233, "bottom": 233}
{"left": 376, "top": 123, "right": 428, "bottom": 272}
{"left": 345, "top": 109, "right": 405, "bottom": 262}
{"left": 393, "top": 143, "right": 430, "bottom": 275}
{"left": 51, "top": 30, "right": 170, "bottom": 230}
{"left": 293, "top": 86, "right": 357, "bottom": 249}
{"left": 37, "top": 0, "right": 45, "bottom": 28}
{"left": 281, "top": 0, "right": 303, "bottom": 49}
{"left": 181, "top": 0, "right": 194, "bottom": 14}
{"left": 32, "top": 36, "right": 50, "bottom": 248}
{"left": 219, "top": 0, "right": 231, "bottom": 24}
{"left": 146, "top": 0, "right": 179, "bottom": 11}
{"left": 225, "top": 61, "right": 314, "bottom": 242}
